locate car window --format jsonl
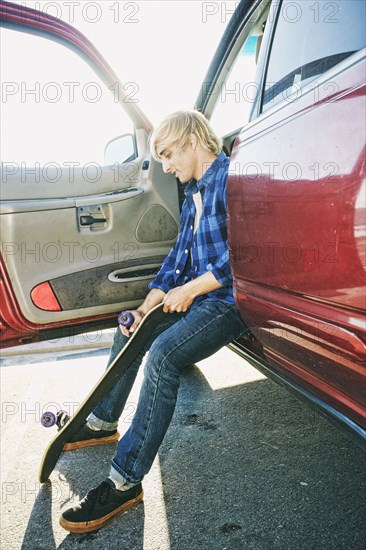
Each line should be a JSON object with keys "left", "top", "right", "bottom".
{"left": 1, "top": 29, "right": 135, "bottom": 166}
{"left": 262, "top": 0, "right": 366, "bottom": 112}
{"left": 209, "top": 3, "right": 270, "bottom": 137}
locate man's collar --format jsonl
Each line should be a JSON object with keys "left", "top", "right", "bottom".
{"left": 184, "top": 151, "right": 227, "bottom": 196}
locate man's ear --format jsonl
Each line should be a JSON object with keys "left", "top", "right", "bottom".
{"left": 189, "top": 133, "right": 198, "bottom": 150}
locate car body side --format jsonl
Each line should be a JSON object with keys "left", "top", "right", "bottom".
{"left": 199, "top": 0, "right": 365, "bottom": 447}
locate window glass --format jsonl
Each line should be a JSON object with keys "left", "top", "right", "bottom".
{"left": 1, "top": 29, "right": 135, "bottom": 165}
{"left": 262, "top": 0, "right": 366, "bottom": 112}
{"left": 209, "top": 4, "right": 270, "bottom": 137}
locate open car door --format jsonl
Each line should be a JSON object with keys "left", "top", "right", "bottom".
{"left": 0, "top": 1, "right": 180, "bottom": 347}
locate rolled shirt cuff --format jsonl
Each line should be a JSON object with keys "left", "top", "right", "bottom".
{"left": 148, "top": 280, "right": 170, "bottom": 294}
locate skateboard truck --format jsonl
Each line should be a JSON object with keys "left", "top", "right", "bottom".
{"left": 118, "top": 310, "right": 135, "bottom": 329}
{"left": 41, "top": 410, "right": 70, "bottom": 430}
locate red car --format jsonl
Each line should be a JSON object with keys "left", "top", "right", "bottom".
{"left": 1, "top": 0, "right": 365, "bottom": 447}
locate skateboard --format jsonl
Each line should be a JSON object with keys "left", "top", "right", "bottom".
{"left": 38, "top": 303, "right": 166, "bottom": 483}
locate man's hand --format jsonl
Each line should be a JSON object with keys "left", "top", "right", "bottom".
{"left": 162, "top": 285, "right": 195, "bottom": 313}
{"left": 119, "top": 309, "right": 143, "bottom": 337}
{"left": 119, "top": 288, "right": 166, "bottom": 336}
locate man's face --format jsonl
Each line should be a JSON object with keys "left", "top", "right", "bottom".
{"left": 158, "top": 139, "right": 197, "bottom": 183}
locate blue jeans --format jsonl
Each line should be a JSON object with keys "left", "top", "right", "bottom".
{"left": 88, "top": 300, "right": 247, "bottom": 485}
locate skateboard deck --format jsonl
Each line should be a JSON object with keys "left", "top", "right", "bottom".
{"left": 39, "top": 303, "right": 166, "bottom": 483}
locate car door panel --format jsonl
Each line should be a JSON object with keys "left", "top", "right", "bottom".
{"left": 1, "top": 155, "right": 179, "bottom": 326}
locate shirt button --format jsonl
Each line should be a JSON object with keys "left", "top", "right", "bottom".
{"left": 176, "top": 269, "right": 180, "bottom": 274}
{"left": 194, "top": 266, "right": 198, "bottom": 272}
{"left": 185, "top": 249, "right": 188, "bottom": 254}
{"left": 190, "top": 225, "right": 193, "bottom": 230}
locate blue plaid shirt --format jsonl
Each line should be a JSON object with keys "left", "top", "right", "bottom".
{"left": 148, "top": 151, "right": 234, "bottom": 306}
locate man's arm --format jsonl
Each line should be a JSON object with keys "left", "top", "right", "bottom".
{"left": 162, "top": 271, "right": 222, "bottom": 313}
{"left": 137, "top": 288, "right": 166, "bottom": 316}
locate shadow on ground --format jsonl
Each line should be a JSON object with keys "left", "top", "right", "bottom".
{"left": 21, "top": 365, "right": 366, "bottom": 549}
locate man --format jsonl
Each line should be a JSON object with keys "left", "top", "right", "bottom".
{"left": 60, "top": 110, "right": 247, "bottom": 533}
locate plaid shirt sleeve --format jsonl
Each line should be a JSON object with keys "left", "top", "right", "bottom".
{"left": 210, "top": 250, "right": 232, "bottom": 287}
{"left": 147, "top": 245, "right": 178, "bottom": 293}
{"left": 205, "top": 173, "right": 232, "bottom": 287}
{"left": 147, "top": 208, "right": 186, "bottom": 294}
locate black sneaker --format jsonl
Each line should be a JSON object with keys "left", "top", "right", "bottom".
{"left": 62, "top": 424, "right": 120, "bottom": 451}
{"left": 60, "top": 479, "right": 143, "bottom": 533}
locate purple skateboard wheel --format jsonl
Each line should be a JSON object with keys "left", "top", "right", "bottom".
{"left": 41, "top": 411, "right": 56, "bottom": 428}
{"left": 118, "top": 310, "right": 134, "bottom": 329}
{"left": 41, "top": 410, "right": 70, "bottom": 429}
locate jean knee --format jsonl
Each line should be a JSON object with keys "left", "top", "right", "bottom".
{"left": 144, "top": 340, "right": 180, "bottom": 387}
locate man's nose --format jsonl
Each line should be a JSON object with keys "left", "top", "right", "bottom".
{"left": 162, "top": 159, "right": 171, "bottom": 174}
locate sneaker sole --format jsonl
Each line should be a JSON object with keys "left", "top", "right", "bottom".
{"left": 62, "top": 431, "right": 120, "bottom": 452}
{"left": 59, "top": 489, "right": 144, "bottom": 533}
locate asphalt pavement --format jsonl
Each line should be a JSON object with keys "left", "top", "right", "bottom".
{"left": 1, "top": 331, "right": 365, "bottom": 550}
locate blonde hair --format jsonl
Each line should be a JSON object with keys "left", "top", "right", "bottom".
{"left": 150, "top": 110, "right": 222, "bottom": 161}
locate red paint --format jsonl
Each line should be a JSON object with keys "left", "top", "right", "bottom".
{"left": 228, "top": 58, "right": 366, "bottom": 429}
{"left": 31, "top": 282, "right": 61, "bottom": 312}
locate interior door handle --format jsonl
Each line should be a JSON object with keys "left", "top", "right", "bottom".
{"left": 79, "top": 215, "right": 107, "bottom": 226}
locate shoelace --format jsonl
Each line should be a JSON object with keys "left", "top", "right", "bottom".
{"left": 83, "top": 481, "right": 114, "bottom": 517}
